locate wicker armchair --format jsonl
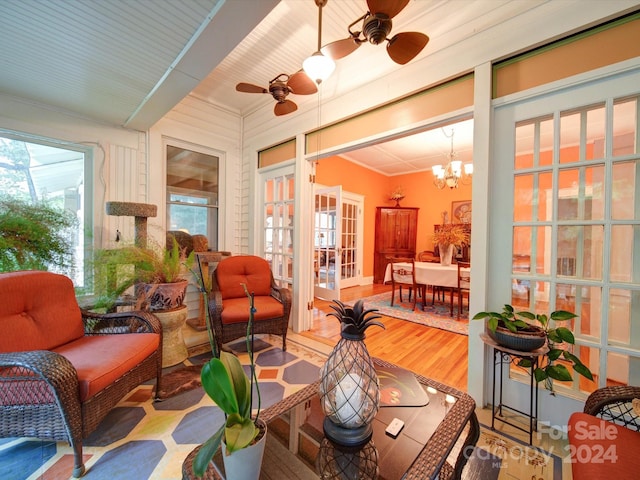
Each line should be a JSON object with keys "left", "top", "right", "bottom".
{"left": 568, "top": 385, "right": 640, "bottom": 479}
{"left": 581, "top": 385, "right": 640, "bottom": 429}
{"left": 0, "top": 271, "right": 163, "bottom": 478}
{"left": 208, "top": 255, "right": 291, "bottom": 354}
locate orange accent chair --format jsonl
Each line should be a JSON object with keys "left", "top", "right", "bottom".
{"left": 0, "top": 270, "right": 162, "bottom": 478}
{"left": 568, "top": 386, "right": 640, "bottom": 479}
{"left": 208, "top": 255, "right": 292, "bottom": 354}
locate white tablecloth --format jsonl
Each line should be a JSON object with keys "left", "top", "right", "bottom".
{"left": 383, "top": 261, "right": 468, "bottom": 288}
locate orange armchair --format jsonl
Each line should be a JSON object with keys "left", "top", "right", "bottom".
{"left": 208, "top": 255, "right": 291, "bottom": 354}
{"left": 0, "top": 271, "right": 162, "bottom": 478}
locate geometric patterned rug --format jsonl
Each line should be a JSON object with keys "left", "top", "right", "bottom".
{"left": 465, "top": 426, "right": 562, "bottom": 480}
{"left": 352, "top": 291, "right": 469, "bottom": 335}
{"left": 0, "top": 336, "right": 326, "bottom": 480}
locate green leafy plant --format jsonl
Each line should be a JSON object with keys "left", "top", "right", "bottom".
{"left": 91, "top": 236, "right": 194, "bottom": 311}
{"left": 473, "top": 304, "right": 594, "bottom": 392}
{"left": 192, "top": 284, "right": 262, "bottom": 478}
{"left": 0, "top": 196, "right": 78, "bottom": 273}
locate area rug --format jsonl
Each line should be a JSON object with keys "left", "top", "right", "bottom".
{"left": 463, "top": 426, "right": 562, "bottom": 480}
{"left": 156, "top": 365, "right": 204, "bottom": 400}
{"left": 0, "top": 336, "right": 326, "bottom": 480}
{"left": 350, "top": 291, "right": 468, "bottom": 335}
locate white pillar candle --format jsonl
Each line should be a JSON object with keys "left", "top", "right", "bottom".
{"left": 335, "top": 372, "right": 364, "bottom": 426}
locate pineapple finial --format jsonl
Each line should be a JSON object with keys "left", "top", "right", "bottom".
{"left": 328, "top": 299, "right": 385, "bottom": 340}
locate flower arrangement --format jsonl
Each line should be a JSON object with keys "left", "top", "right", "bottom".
{"left": 389, "top": 186, "right": 405, "bottom": 201}
{"left": 389, "top": 186, "right": 405, "bottom": 206}
{"left": 432, "top": 224, "right": 470, "bottom": 248}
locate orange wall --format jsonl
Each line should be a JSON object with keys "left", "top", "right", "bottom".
{"left": 316, "top": 156, "right": 472, "bottom": 278}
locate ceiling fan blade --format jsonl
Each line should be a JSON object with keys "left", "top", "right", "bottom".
{"left": 274, "top": 100, "right": 298, "bottom": 116}
{"left": 367, "top": 0, "right": 409, "bottom": 19}
{"left": 236, "top": 82, "right": 268, "bottom": 94}
{"left": 321, "top": 37, "right": 361, "bottom": 60}
{"left": 287, "top": 71, "right": 317, "bottom": 95}
{"left": 387, "top": 32, "right": 429, "bottom": 65}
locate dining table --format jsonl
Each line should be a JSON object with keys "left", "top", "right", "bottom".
{"left": 383, "top": 261, "right": 469, "bottom": 316}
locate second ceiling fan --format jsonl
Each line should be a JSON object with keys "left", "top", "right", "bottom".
{"left": 321, "top": 0, "right": 429, "bottom": 65}
{"left": 235, "top": 71, "right": 317, "bottom": 116}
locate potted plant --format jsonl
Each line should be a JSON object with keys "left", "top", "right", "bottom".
{"left": 192, "top": 284, "right": 265, "bottom": 479}
{"left": 0, "top": 196, "right": 78, "bottom": 274}
{"left": 473, "top": 304, "right": 594, "bottom": 392}
{"left": 432, "top": 224, "right": 469, "bottom": 265}
{"left": 91, "top": 236, "right": 194, "bottom": 312}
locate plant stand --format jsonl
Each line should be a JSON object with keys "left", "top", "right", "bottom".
{"left": 154, "top": 306, "right": 188, "bottom": 367}
{"left": 481, "top": 333, "right": 546, "bottom": 444}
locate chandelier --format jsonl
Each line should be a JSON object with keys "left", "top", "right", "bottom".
{"left": 432, "top": 128, "right": 472, "bottom": 189}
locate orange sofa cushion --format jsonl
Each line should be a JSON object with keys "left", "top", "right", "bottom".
{"left": 221, "top": 296, "right": 285, "bottom": 325}
{"left": 568, "top": 412, "right": 640, "bottom": 479}
{"left": 52, "top": 333, "right": 160, "bottom": 401}
{"left": 216, "top": 256, "right": 273, "bottom": 300}
{"left": 0, "top": 271, "right": 84, "bottom": 352}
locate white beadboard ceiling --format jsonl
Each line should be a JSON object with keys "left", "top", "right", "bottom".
{"left": 0, "top": 0, "right": 636, "bottom": 176}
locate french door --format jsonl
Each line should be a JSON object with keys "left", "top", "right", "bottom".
{"left": 313, "top": 186, "right": 363, "bottom": 300}
{"left": 492, "top": 67, "right": 640, "bottom": 407}
{"left": 261, "top": 167, "right": 294, "bottom": 289}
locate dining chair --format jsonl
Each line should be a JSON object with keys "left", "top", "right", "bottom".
{"left": 457, "top": 261, "right": 471, "bottom": 318}
{"left": 389, "top": 258, "right": 427, "bottom": 311}
{"left": 416, "top": 250, "right": 442, "bottom": 302}
{"left": 417, "top": 250, "right": 439, "bottom": 263}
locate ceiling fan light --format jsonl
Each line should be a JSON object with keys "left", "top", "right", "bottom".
{"left": 303, "top": 51, "right": 335, "bottom": 84}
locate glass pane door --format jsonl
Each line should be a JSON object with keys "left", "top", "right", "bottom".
{"left": 263, "top": 172, "right": 294, "bottom": 288}
{"left": 314, "top": 186, "right": 341, "bottom": 300}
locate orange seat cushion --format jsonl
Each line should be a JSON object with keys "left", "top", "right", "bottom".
{"left": 221, "top": 296, "right": 284, "bottom": 325}
{"left": 53, "top": 333, "right": 160, "bottom": 401}
{"left": 568, "top": 412, "right": 640, "bottom": 479}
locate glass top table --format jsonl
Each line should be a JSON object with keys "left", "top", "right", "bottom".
{"left": 182, "top": 358, "right": 478, "bottom": 480}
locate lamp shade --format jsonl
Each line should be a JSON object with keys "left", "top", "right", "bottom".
{"left": 303, "top": 51, "right": 335, "bottom": 84}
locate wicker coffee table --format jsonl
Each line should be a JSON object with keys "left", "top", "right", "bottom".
{"left": 182, "top": 358, "right": 478, "bottom": 480}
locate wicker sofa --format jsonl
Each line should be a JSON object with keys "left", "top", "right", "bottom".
{"left": 0, "top": 270, "right": 163, "bottom": 478}
{"left": 568, "top": 385, "right": 640, "bottom": 479}
{"left": 208, "top": 255, "right": 291, "bottom": 354}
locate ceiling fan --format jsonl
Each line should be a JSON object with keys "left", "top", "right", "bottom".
{"left": 235, "top": 71, "right": 318, "bottom": 116}
{"left": 321, "top": 0, "right": 429, "bottom": 65}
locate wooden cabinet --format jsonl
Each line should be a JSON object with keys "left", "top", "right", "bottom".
{"left": 374, "top": 207, "right": 419, "bottom": 283}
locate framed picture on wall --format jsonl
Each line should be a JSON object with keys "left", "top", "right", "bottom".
{"left": 452, "top": 200, "right": 472, "bottom": 224}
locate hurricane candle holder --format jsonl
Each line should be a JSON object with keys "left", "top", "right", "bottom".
{"left": 319, "top": 300, "right": 385, "bottom": 446}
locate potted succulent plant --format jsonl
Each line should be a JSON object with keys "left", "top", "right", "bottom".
{"left": 432, "top": 224, "right": 469, "bottom": 265}
{"left": 473, "top": 304, "right": 594, "bottom": 392}
{"left": 193, "top": 285, "right": 265, "bottom": 479}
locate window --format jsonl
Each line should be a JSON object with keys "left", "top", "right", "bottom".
{"left": 0, "top": 132, "right": 91, "bottom": 286}
{"left": 166, "top": 143, "right": 219, "bottom": 249}
{"left": 512, "top": 95, "right": 640, "bottom": 393}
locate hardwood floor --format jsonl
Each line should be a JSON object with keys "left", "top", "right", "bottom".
{"left": 302, "top": 283, "right": 469, "bottom": 391}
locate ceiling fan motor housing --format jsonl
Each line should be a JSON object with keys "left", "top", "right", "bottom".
{"left": 363, "top": 13, "right": 392, "bottom": 45}
{"left": 269, "top": 81, "right": 291, "bottom": 102}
